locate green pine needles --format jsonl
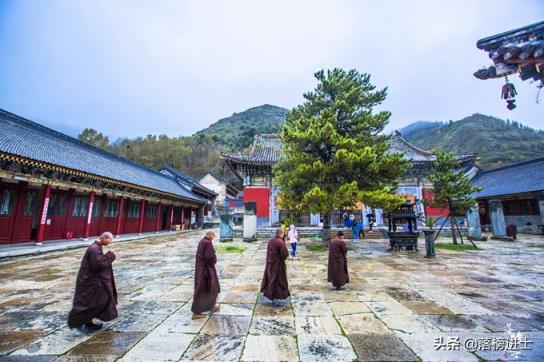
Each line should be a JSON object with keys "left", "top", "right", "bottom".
{"left": 274, "top": 69, "right": 408, "bottom": 238}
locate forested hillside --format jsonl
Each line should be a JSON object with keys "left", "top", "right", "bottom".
{"left": 402, "top": 114, "right": 544, "bottom": 168}
{"left": 196, "top": 104, "right": 287, "bottom": 150}
{"left": 77, "top": 108, "right": 544, "bottom": 182}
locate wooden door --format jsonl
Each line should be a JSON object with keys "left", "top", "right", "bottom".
{"left": 0, "top": 183, "right": 17, "bottom": 244}
{"left": 13, "top": 188, "right": 38, "bottom": 243}
{"left": 44, "top": 190, "right": 69, "bottom": 240}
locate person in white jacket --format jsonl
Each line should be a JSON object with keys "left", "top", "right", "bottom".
{"left": 288, "top": 224, "right": 298, "bottom": 260}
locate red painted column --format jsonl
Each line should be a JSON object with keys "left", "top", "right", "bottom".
{"left": 114, "top": 197, "right": 124, "bottom": 237}
{"left": 35, "top": 184, "right": 52, "bottom": 245}
{"left": 138, "top": 199, "right": 146, "bottom": 234}
{"left": 155, "top": 202, "right": 161, "bottom": 232}
{"left": 83, "top": 191, "right": 95, "bottom": 240}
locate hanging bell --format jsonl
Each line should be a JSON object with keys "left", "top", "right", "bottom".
{"left": 506, "top": 99, "right": 516, "bottom": 110}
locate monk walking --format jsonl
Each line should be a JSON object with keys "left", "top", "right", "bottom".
{"left": 68, "top": 232, "right": 118, "bottom": 330}
{"left": 328, "top": 231, "right": 349, "bottom": 290}
{"left": 261, "top": 228, "right": 290, "bottom": 306}
{"left": 191, "top": 231, "right": 220, "bottom": 319}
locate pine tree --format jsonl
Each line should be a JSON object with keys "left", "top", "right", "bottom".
{"left": 426, "top": 151, "right": 483, "bottom": 245}
{"left": 78, "top": 128, "right": 110, "bottom": 150}
{"left": 274, "top": 68, "right": 408, "bottom": 240}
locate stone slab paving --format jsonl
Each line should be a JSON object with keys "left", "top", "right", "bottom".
{"left": 1, "top": 231, "right": 544, "bottom": 361}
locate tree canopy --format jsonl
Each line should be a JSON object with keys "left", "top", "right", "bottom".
{"left": 274, "top": 69, "right": 408, "bottom": 229}
{"left": 426, "top": 150, "right": 483, "bottom": 244}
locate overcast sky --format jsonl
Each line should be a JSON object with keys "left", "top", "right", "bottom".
{"left": 1, "top": 1, "right": 543, "bottom": 138}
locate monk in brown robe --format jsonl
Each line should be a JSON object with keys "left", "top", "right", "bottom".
{"left": 68, "top": 232, "right": 118, "bottom": 330}
{"left": 191, "top": 231, "right": 220, "bottom": 319}
{"left": 328, "top": 231, "right": 349, "bottom": 290}
{"left": 260, "top": 228, "right": 290, "bottom": 306}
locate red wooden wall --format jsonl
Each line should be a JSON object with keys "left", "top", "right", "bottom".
{"left": 243, "top": 187, "right": 270, "bottom": 217}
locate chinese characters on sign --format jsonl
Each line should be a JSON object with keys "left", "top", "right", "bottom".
{"left": 433, "top": 325, "right": 533, "bottom": 360}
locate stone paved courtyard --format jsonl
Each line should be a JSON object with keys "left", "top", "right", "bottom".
{"left": 1, "top": 230, "right": 544, "bottom": 361}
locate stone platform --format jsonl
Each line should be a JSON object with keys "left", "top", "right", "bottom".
{"left": 0, "top": 231, "right": 543, "bottom": 361}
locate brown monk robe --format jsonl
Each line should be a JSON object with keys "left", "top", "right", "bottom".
{"left": 191, "top": 231, "right": 220, "bottom": 319}
{"left": 68, "top": 232, "right": 118, "bottom": 330}
{"left": 328, "top": 231, "right": 349, "bottom": 290}
{"left": 260, "top": 228, "right": 290, "bottom": 305}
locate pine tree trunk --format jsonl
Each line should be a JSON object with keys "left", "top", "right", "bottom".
{"left": 322, "top": 211, "right": 332, "bottom": 242}
{"left": 451, "top": 215, "right": 458, "bottom": 244}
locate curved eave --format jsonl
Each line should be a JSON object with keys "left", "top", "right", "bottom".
{"left": 0, "top": 151, "right": 205, "bottom": 204}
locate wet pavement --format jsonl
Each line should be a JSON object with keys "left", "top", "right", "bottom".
{"left": 0, "top": 230, "right": 543, "bottom": 361}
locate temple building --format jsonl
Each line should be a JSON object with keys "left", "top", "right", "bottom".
{"left": 159, "top": 166, "right": 217, "bottom": 217}
{"left": 0, "top": 109, "right": 208, "bottom": 245}
{"left": 472, "top": 157, "right": 544, "bottom": 235}
{"left": 198, "top": 172, "right": 240, "bottom": 213}
{"left": 222, "top": 133, "right": 476, "bottom": 227}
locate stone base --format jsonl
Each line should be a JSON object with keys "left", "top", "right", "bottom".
{"left": 468, "top": 235, "right": 488, "bottom": 241}
{"left": 491, "top": 235, "right": 515, "bottom": 241}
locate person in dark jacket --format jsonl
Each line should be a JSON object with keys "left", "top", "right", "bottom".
{"left": 68, "top": 232, "right": 118, "bottom": 330}
{"left": 191, "top": 231, "right": 221, "bottom": 319}
{"left": 328, "top": 231, "right": 349, "bottom": 290}
{"left": 260, "top": 228, "right": 290, "bottom": 306}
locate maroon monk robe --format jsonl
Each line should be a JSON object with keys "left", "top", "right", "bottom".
{"left": 191, "top": 237, "right": 220, "bottom": 314}
{"left": 260, "top": 236, "right": 290, "bottom": 300}
{"left": 328, "top": 238, "right": 349, "bottom": 288}
{"left": 68, "top": 241, "right": 118, "bottom": 328}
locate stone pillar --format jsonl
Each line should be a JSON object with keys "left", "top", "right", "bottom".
{"left": 488, "top": 199, "right": 506, "bottom": 237}
{"left": 114, "top": 197, "right": 124, "bottom": 237}
{"left": 219, "top": 212, "right": 234, "bottom": 242}
{"left": 467, "top": 202, "right": 482, "bottom": 239}
{"left": 180, "top": 207, "right": 185, "bottom": 229}
{"left": 138, "top": 199, "right": 146, "bottom": 234}
{"left": 35, "top": 184, "right": 51, "bottom": 245}
{"left": 243, "top": 201, "right": 257, "bottom": 242}
{"left": 83, "top": 191, "right": 95, "bottom": 240}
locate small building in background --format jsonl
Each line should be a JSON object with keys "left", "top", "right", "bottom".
{"left": 159, "top": 166, "right": 217, "bottom": 218}
{"left": 198, "top": 172, "right": 240, "bottom": 213}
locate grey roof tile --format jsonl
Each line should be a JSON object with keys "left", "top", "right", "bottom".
{"left": 472, "top": 157, "right": 544, "bottom": 198}
{"left": 0, "top": 108, "right": 204, "bottom": 203}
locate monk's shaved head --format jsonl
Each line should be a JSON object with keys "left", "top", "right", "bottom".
{"left": 276, "top": 228, "right": 284, "bottom": 237}
{"left": 205, "top": 230, "right": 216, "bottom": 239}
{"left": 99, "top": 232, "right": 113, "bottom": 245}
{"left": 99, "top": 232, "right": 113, "bottom": 240}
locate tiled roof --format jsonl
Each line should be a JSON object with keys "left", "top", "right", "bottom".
{"left": 0, "top": 108, "right": 205, "bottom": 203}
{"left": 389, "top": 132, "right": 474, "bottom": 164}
{"left": 474, "top": 21, "right": 544, "bottom": 81}
{"left": 222, "top": 134, "right": 282, "bottom": 165}
{"left": 223, "top": 133, "right": 474, "bottom": 166}
{"left": 471, "top": 157, "right": 544, "bottom": 198}
{"left": 159, "top": 166, "right": 217, "bottom": 197}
